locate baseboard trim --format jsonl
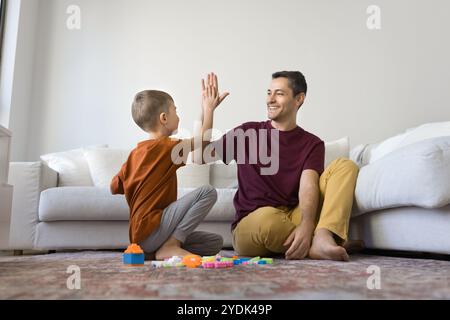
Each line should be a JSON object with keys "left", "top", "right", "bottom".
{"left": 361, "top": 248, "right": 450, "bottom": 261}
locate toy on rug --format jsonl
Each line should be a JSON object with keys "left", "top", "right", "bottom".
{"left": 182, "top": 254, "right": 202, "bottom": 268}
{"left": 150, "top": 254, "right": 274, "bottom": 269}
{"left": 123, "top": 243, "right": 145, "bottom": 266}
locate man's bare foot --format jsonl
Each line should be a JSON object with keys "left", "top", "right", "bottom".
{"left": 155, "top": 236, "right": 193, "bottom": 260}
{"left": 309, "top": 228, "right": 349, "bottom": 261}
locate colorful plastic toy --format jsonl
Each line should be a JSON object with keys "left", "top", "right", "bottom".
{"left": 167, "top": 256, "right": 182, "bottom": 264}
{"left": 182, "top": 254, "right": 202, "bottom": 268}
{"left": 201, "top": 256, "right": 216, "bottom": 263}
{"left": 151, "top": 261, "right": 164, "bottom": 268}
{"left": 214, "top": 261, "right": 228, "bottom": 268}
{"left": 123, "top": 243, "right": 145, "bottom": 266}
{"left": 261, "top": 258, "right": 273, "bottom": 264}
{"left": 202, "top": 261, "right": 215, "bottom": 269}
{"left": 150, "top": 254, "right": 274, "bottom": 268}
{"left": 154, "top": 256, "right": 184, "bottom": 268}
{"left": 249, "top": 256, "right": 261, "bottom": 263}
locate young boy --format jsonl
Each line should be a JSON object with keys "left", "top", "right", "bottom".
{"left": 110, "top": 73, "right": 229, "bottom": 260}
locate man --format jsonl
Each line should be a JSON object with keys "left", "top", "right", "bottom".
{"left": 210, "top": 71, "right": 360, "bottom": 261}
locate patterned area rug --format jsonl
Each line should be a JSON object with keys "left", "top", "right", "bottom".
{"left": 0, "top": 251, "right": 449, "bottom": 299}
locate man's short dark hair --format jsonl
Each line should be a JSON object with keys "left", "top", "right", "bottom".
{"left": 272, "top": 71, "right": 307, "bottom": 96}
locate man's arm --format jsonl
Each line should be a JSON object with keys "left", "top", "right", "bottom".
{"left": 298, "top": 169, "right": 320, "bottom": 227}
{"left": 284, "top": 169, "right": 320, "bottom": 259}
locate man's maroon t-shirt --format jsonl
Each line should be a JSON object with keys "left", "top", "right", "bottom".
{"left": 212, "top": 120, "right": 325, "bottom": 230}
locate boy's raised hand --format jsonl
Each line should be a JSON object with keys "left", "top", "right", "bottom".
{"left": 201, "top": 72, "right": 229, "bottom": 112}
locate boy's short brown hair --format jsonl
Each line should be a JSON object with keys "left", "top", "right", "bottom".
{"left": 131, "top": 90, "right": 173, "bottom": 132}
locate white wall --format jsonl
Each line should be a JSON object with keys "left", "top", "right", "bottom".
{"left": 6, "top": 0, "right": 450, "bottom": 160}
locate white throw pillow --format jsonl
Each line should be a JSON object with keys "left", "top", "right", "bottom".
{"left": 351, "top": 121, "right": 450, "bottom": 167}
{"left": 83, "top": 148, "right": 131, "bottom": 188}
{"left": 209, "top": 163, "right": 238, "bottom": 188}
{"left": 40, "top": 145, "right": 107, "bottom": 186}
{"left": 324, "top": 137, "right": 350, "bottom": 167}
{"left": 353, "top": 136, "right": 450, "bottom": 216}
{"left": 177, "top": 164, "right": 210, "bottom": 188}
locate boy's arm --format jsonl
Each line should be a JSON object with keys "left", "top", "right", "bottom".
{"left": 189, "top": 73, "right": 229, "bottom": 164}
{"left": 110, "top": 167, "right": 125, "bottom": 195}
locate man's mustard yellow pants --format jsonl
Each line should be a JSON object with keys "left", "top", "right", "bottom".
{"left": 232, "top": 158, "right": 359, "bottom": 256}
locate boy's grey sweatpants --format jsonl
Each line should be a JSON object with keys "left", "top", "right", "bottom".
{"left": 139, "top": 185, "right": 223, "bottom": 256}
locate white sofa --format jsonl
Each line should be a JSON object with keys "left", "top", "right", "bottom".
{"left": 6, "top": 124, "right": 450, "bottom": 255}
{"left": 6, "top": 136, "right": 350, "bottom": 252}
{"left": 349, "top": 123, "right": 450, "bottom": 255}
{"left": 7, "top": 162, "right": 239, "bottom": 251}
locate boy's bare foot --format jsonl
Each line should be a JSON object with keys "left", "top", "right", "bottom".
{"left": 308, "top": 228, "right": 349, "bottom": 261}
{"left": 155, "top": 246, "right": 193, "bottom": 260}
{"left": 144, "top": 252, "right": 155, "bottom": 261}
{"left": 343, "top": 239, "right": 365, "bottom": 254}
{"left": 155, "top": 236, "right": 193, "bottom": 260}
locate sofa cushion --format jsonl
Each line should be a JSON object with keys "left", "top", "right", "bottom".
{"left": 177, "top": 165, "right": 210, "bottom": 188}
{"left": 39, "top": 187, "right": 129, "bottom": 221}
{"left": 353, "top": 136, "right": 450, "bottom": 216}
{"left": 41, "top": 145, "right": 107, "bottom": 187}
{"left": 210, "top": 163, "right": 238, "bottom": 188}
{"left": 324, "top": 137, "right": 349, "bottom": 167}
{"left": 351, "top": 121, "right": 450, "bottom": 167}
{"left": 178, "top": 188, "right": 237, "bottom": 221}
{"left": 39, "top": 186, "right": 236, "bottom": 222}
{"left": 349, "top": 205, "right": 450, "bottom": 254}
{"left": 83, "top": 148, "right": 130, "bottom": 188}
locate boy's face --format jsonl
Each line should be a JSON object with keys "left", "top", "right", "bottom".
{"left": 165, "top": 101, "right": 180, "bottom": 135}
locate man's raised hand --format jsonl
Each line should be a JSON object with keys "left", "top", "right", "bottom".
{"left": 201, "top": 72, "right": 229, "bottom": 112}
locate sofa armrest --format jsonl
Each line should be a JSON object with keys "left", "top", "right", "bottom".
{"left": 7, "top": 162, "right": 58, "bottom": 249}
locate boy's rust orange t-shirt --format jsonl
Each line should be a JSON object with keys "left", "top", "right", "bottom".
{"left": 110, "top": 137, "right": 185, "bottom": 244}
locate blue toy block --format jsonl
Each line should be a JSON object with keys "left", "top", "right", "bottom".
{"left": 233, "top": 259, "right": 242, "bottom": 265}
{"left": 257, "top": 260, "right": 267, "bottom": 265}
{"left": 123, "top": 253, "right": 145, "bottom": 265}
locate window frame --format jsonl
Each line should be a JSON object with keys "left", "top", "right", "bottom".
{"left": 0, "top": 0, "right": 7, "bottom": 65}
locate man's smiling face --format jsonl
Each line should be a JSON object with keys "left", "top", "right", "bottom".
{"left": 266, "top": 77, "right": 300, "bottom": 121}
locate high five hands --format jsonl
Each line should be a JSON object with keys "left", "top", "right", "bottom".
{"left": 201, "top": 72, "right": 230, "bottom": 112}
